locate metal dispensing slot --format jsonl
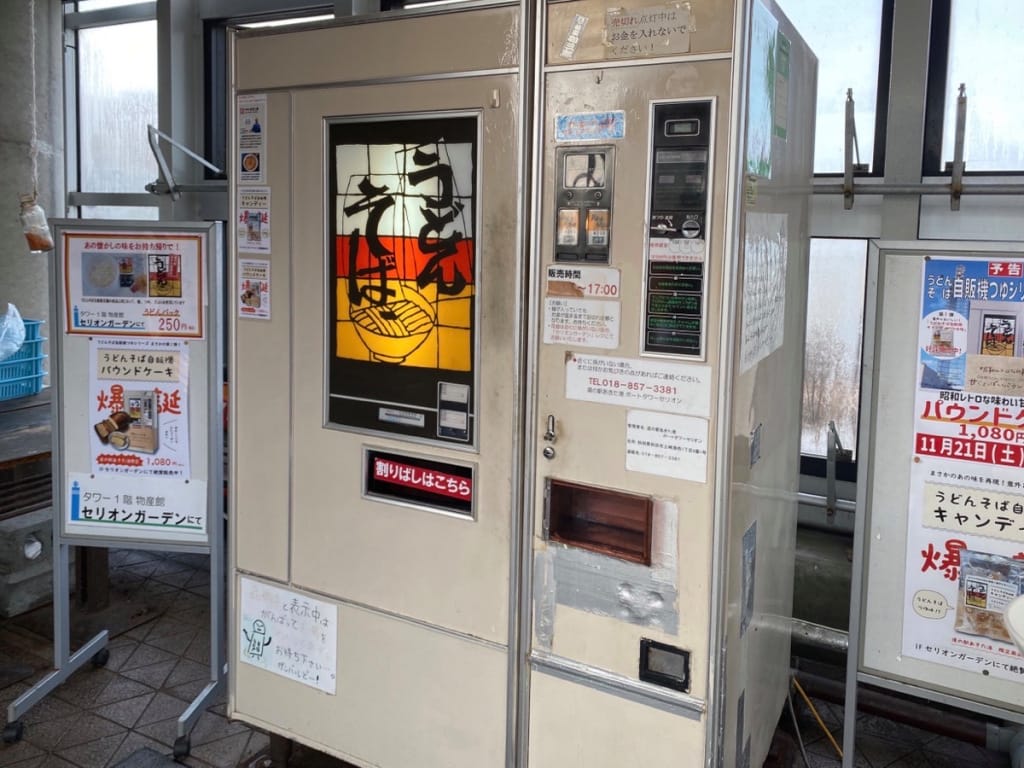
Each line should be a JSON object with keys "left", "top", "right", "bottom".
{"left": 643, "top": 101, "right": 713, "bottom": 358}
{"left": 554, "top": 145, "right": 615, "bottom": 263}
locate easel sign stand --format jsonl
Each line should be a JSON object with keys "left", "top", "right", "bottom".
{"left": 3, "top": 220, "right": 225, "bottom": 759}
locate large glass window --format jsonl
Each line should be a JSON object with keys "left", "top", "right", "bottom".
{"left": 801, "top": 239, "right": 868, "bottom": 459}
{"left": 777, "top": 0, "right": 888, "bottom": 174}
{"left": 939, "top": 0, "right": 1024, "bottom": 172}
{"left": 77, "top": 20, "right": 158, "bottom": 196}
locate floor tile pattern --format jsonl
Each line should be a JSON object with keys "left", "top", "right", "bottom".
{"left": 0, "top": 549, "right": 267, "bottom": 768}
{"left": 1, "top": 547, "right": 1018, "bottom": 768}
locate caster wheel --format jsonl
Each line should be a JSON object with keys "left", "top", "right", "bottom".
{"left": 91, "top": 648, "right": 110, "bottom": 668}
{"left": 173, "top": 735, "right": 190, "bottom": 759}
{"left": 3, "top": 720, "right": 25, "bottom": 744}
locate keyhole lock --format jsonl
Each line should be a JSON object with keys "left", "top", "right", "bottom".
{"left": 542, "top": 415, "right": 558, "bottom": 460}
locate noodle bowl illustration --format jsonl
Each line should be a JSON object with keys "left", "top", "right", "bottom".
{"left": 350, "top": 287, "right": 435, "bottom": 363}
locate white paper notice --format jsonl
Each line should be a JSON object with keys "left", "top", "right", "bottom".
{"left": 544, "top": 266, "right": 621, "bottom": 348}
{"left": 626, "top": 409, "right": 708, "bottom": 482}
{"left": 739, "top": 212, "right": 788, "bottom": 372}
{"left": 237, "top": 187, "right": 271, "bottom": 253}
{"left": 240, "top": 577, "right": 338, "bottom": 694}
{"left": 238, "top": 259, "right": 270, "bottom": 320}
{"left": 238, "top": 94, "right": 266, "bottom": 184}
{"left": 565, "top": 353, "right": 711, "bottom": 417}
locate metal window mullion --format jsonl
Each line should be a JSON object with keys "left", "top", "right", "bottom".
{"left": 64, "top": 2, "right": 157, "bottom": 31}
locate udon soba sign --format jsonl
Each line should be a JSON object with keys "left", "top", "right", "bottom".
{"left": 328, "top": 114, "right": 477, "bottom": 445}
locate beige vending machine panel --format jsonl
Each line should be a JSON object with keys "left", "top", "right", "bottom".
{"left": 229, "top": 1, "right": 816, "bottom": 767}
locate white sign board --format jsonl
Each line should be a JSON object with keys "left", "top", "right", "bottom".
{"left": 544, "top": 266, "right": 620, "bottom": 348}
{"left": 239, "top": 577, "right": 338, "bottom": 694}
{"left": 565, "top": 353, "right": 711, "bottom": 417}
{"left": 625, "top": 409, "right": 708, "bottom": 482}
{"left": 66, "top": 472, "right": 208, "bottom": 544}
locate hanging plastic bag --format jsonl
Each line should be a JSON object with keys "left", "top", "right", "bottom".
{"left": 0, "top": 303, "right": 26, "bottom": 362}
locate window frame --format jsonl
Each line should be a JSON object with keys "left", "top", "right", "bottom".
{"left": 63, "top": 0, "right": 160, "bottom": 216}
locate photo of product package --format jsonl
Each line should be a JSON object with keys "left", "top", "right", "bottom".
{"left": 954, "top": 550, "right": 1024, "bottom": 644}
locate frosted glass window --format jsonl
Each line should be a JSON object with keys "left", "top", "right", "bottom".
{"left": 80, "top": 206, "right": 158, "bottom": 220}
{"left": 801, "top": 239, "right": 867, "bottom": 458}
{"left": 78, "top": 21, "right": 158, "bottom": 194}
{"left": 941, "top": 0, "right": 1024, "bottom": 171}
{"left": 776, "top": 0, "right": 884, "bottom": 174}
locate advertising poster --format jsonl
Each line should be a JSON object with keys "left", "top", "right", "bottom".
{"left": 238, "top": 258, "right": 271, "bottom": 320}
{"left": 238, "top": 93, "right": 267, "bottom": 184}
{"left": 237, "top": 187, "right": 271, "bottom": 253}
{"left": 89, "top": 338, "right": 190, "bottom": 478}
{"left": 328, "top": 115, "right": 477, "bottom": 445}
{"left": 64, "top": 231, "right": 204, "bottom": 338}
{"left": 902, "top": 256, "right": 1024, "bottom": 683}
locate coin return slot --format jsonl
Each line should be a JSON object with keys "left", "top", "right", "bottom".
{"left": 546, "top": 479, "right": 652, "bottom": 565}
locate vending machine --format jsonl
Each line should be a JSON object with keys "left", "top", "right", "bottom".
{"left": 228, "top": 1, "right": 815, "bottom": 766}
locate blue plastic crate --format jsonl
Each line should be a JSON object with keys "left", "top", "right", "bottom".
{"left": 0, "top": 319, "right": 46, "bottom": 401}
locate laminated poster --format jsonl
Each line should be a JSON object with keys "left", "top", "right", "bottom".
{"left": 89, "top": 338, "right": 190, "bottom": 479}
{"left": 901, "top": 255, "right": 1024, "bottom": 683}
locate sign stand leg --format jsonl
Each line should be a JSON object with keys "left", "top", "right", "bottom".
{"left": 3, "top": 542, "right": 111, "bottom": 741}
{"left": 173, "top": 504, "right": 226, "bottom": 759}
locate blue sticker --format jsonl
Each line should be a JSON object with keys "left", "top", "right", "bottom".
{"left": 555, "top": 111, "right": 626, "bottom": 142}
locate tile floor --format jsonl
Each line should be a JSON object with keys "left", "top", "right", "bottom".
{"left": 787, "top": 689, "right": 1013, "bottom": 767}
{"left": 1, "top": 546, "right": 1018, "bottom": 768}
{"left": 0, "top": 548, "right": 269, "bottom": 768}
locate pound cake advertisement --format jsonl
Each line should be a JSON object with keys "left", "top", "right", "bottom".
{"left": 902, "top": 255, "right": 1024, "bottom": 683}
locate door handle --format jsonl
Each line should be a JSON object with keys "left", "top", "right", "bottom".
{"left": 543, "top": 414, "right": 557, "bottom": 443}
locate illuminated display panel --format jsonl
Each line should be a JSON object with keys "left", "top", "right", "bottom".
{"left": 328, "top": 114, "right": 478, "bottom": 445}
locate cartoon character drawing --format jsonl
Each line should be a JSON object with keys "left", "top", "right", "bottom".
{"left": 243, "top": 619, "right": 272, "bottom": 659}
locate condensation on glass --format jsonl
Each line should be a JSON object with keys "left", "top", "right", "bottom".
{"left": 942, "top": 0, "right": 1024, "bottom": 171}
{"left": 800, "top": 238, "right": 868, "bottom": 458}
{"left": 776, "top": 0, "right": 883, "bottom": 174}
{"left": 78, "top": 20, "right": 158, "bottom": 196}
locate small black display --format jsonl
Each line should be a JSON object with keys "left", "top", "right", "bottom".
{"left": 665, "top": 118, "right": 700, "bottom": 137}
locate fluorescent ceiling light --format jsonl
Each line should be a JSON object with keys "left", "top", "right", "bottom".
{"left": 239, "top": 14, "right": 334, "bottom": 29}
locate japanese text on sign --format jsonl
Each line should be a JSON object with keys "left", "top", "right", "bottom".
{"left": 565, "top": 353, "right": 711, "bottom": 417}
{"left": 240, "top": 577, "right": 338, "bottom": 694}
{"left": 66, "top": 472, "right": 208, "bottom": 543}
{"left": 373, "top": 457, "right": 471, "bottom": 500}
{"left": 604, "top": 5, "right": 690, "bottom": 58}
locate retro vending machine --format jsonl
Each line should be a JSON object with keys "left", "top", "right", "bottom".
{"left": 228, "top": 1, "right": 815, "bottom": 766}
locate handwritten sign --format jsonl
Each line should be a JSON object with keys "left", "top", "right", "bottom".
{"left": 239, "top": 577, "right": 338, "bottom": 694}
